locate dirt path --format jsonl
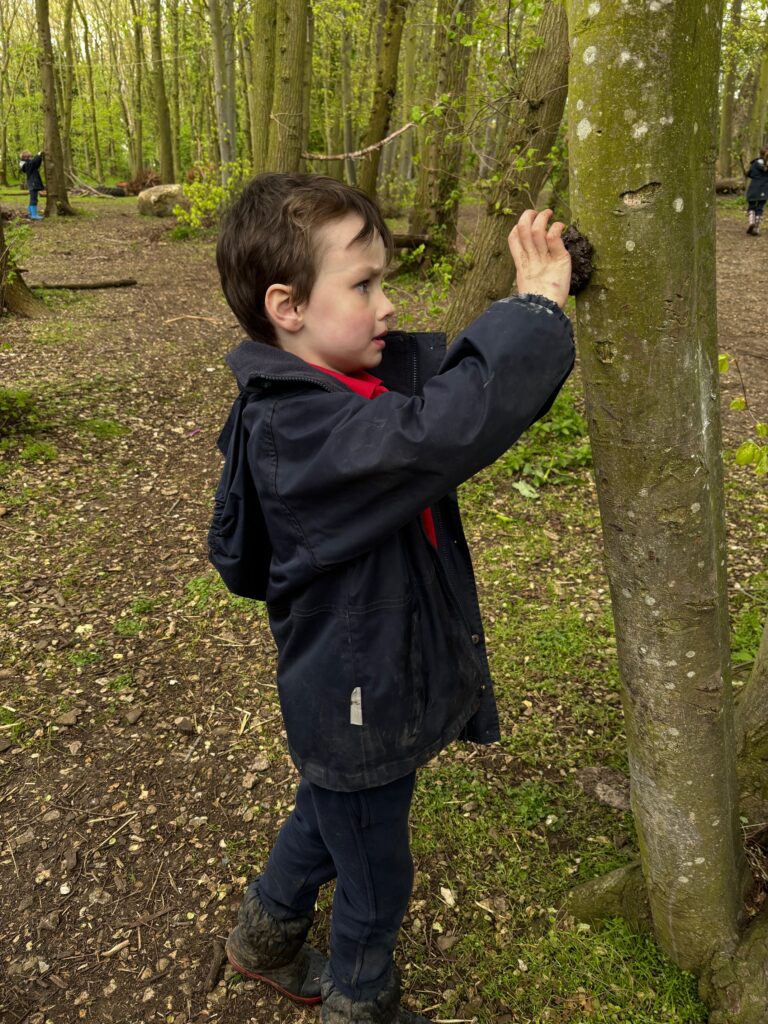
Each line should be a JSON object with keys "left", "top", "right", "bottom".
{"left": 0, "top": 198, "right": 765, "bottom": 1024}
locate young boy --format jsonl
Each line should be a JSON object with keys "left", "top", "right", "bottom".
{"left": 212, "top": 173, "right": 573, "bottom": 1023}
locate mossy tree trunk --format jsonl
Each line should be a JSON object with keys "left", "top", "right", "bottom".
{"left": 568, "top": 2, "right": 768, "bottom": 1019}
{"left": 357, "top": 0, "right": 412, "bottom": 198}
{"left": 35, "top": 0, "right": 74, "bottom": 215}
{"left": 267, "top": 0, "right": 307, "bottom": 172}
{"left": 249, "top": 0, "right": 277, "bottom": 173}
{"left": 441, "top": 0, "right": 568, "bottom": 340}
{"left": 0, "top": 212, "right": 48, "bottom": 318}
{"left": 150, "top": 0, "right": 176, "bottom": 182}
{"left": 409, "top": 0, "right": 475, "bottom": 255}
{"left": 719, "top": 0, "right": 742, "bottom": 177}
{"left": 735, "top": 613, "right": 768, "bottom": 821}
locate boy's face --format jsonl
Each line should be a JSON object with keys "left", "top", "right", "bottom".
{"left": 285, "top": 214, "right": 395, "bottom": 375}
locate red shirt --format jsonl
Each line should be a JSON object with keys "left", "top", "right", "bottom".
{"left": 310, "top": 364, "right": 438, "bottom": 548}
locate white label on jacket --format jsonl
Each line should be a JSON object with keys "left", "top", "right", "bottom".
{"left": 350, "top": 687, "right": 363, "bottom": 727}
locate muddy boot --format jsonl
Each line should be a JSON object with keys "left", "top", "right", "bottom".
{"left": 225, "top": 878, "right": 326, "bottom": 1005}
{"left": 755, "top": 216, "right": 762, "bottom": 236}
{"left": 747, "top": 210, "right": 757, "bottom": 234}
{"left": 321, "top": 965, "right": 431, "bottom": 1024}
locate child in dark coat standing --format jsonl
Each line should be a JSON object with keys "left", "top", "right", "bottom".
{"left": 746, "top": 147, "right": 768, "bottom": 235}
{"left": 19, "top": 150, "right": 45, "bottom": 220}
{"left": 211, "top": 173, "right": 574, "bottom": 1023}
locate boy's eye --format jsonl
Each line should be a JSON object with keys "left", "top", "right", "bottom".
{"left": 355, "top": 281, "right": 370, "bottom": 294}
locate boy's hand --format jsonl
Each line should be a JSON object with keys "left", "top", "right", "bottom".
{"left": 508, "top": 209, "right": 572, "bottom": 309}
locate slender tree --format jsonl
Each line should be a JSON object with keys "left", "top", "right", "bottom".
{"left": 149, "top": 0, "right": 176, "bottom": 181}
{"left": 248, "top": 0, "right": 277, "bottom": 172}
{"left": 441, "top": 0, "right": 568, "bottom": 339}
{"left": 719, "top": 0, "right": 743, "bottom": 176}
{"left": 35, "top": 0, "right": 74, "bottom": 214}
{"left": 357, "top": 0, "right": 412, "bottom": 196}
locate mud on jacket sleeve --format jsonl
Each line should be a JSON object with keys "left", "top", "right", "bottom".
{"left": 263, "top": 296, "right": 574, "bottom": 568}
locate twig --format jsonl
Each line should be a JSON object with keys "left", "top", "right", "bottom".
{"left": 91, "top": 811, "right": 139, "bottom": 852}
{"left": 203, "top": 938, "right": 227, "bottom": 993}
{"left": 303, "top": 121, "right": 417, "bottom": 162}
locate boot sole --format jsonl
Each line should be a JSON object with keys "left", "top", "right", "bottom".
{"left": 225, "top": 942, "right": 322, "bottom": 1006}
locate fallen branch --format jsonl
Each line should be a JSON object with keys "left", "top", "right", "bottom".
{"left": 303, "top": 121, "right": 417, "bottom": 162}
{"left": 202, "top": 938, "right": 227, "bottom": 993}
{"left": 163, "top": 314, "right": 223, "bottom": 325}
{"left": 37, "top": 278, "right": 137, "bottom": 290}
{"left": 392, "top": 232, "right": 428, "bottom": 248}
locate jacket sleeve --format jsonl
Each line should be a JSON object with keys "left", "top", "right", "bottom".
{"left": 262, "top": 295, "right": 574, "bottom": 568}
{"left": 27, "top": 154, "right": 43, "bottom": 172}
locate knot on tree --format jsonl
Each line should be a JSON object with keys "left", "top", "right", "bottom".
{"left": 562, "top": 226, "right": 594, "bottom": 295}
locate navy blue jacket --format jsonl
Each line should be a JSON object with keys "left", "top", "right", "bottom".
{"left": 20, "top": 153, "right": 44, "bottom": 192}
{"left": 746, "top": 157, "right": 768, "bottom": 202}
{"left": 223, "top": 295, "right": 574, "bottom": 790}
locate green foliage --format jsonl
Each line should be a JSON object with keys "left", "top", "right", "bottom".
{"left": 498, "top": 388, "right": 592, "bottom": 491}
{"left": 720, "top": 351, "right": 767, "bottom": 474}
{"left": 18, "top": 439, "right": 58, "bottom": 463}
{"left": 173, "top": 161, "right": 250, "bottom": 236}
{"left": 0, "top": 387, "right": 42, "bottom": 436}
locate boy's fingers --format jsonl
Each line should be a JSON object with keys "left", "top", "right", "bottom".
{"left": 515, "top": 209, "right": 538, "bottom": 254}
{"left": 530, "top": 209, "right": 553, "bottom": 258}
{"left": 508, "top": 225, "right": 526, "bottom": 266}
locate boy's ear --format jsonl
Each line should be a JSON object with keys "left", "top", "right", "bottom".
{"left": 264, "top": 283, "right": 304, "bottom": 334}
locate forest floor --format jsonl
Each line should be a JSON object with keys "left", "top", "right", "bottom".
{"left": 0, "top": 194, "right": 766, "bottom": 1024}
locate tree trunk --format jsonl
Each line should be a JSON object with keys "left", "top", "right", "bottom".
{"left": 441, "top": 0, "right": 568, "bottom": 340}
{"left": 567, "top": 2, "right": 768, "bottom": 1019}
{"left": 35, "top": 0, "right": 74, "bottom": 215}
{"left": 250, "top": 0, "right": 277, "bottom": 172}
{"left": 0, "top": 213, "right": 48, "bottom": 317}
{"left": 357, "top": 0, "right": 412, "bottom": 197}
{"left": 169, "top": 0, "right": 182, "bottom": 178}
{"left": 208, "top": 0, "right": 238, "bottom": 174}
{"left": 747, "top": 43, "right": 768, "bottom": 160}
{"left": 300, "top": 4, "right": 313, "bottom": 170}
{"left": 76, "top": 2, "right": 104, "bottom": 183}
{"left": 340, "top": 20, "right": 356, "bottom": 186}
{"left": 129, "top": 0, "right": 145, "bottom": 180}
{"left": 150, "top": 0, "right": 176, "bottom": 182}
{"left": 267, "top": 0, "right": 307, "bottom": 172}
{"left": 59, "top": 0, "right": 75, "bottom": 179}
{"left": 719, "top": 0, "right": 743, "bottom": 177}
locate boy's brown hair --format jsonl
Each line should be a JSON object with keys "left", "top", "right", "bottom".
{"left": 217, "top": 173, "right": 394, "bottom": 345}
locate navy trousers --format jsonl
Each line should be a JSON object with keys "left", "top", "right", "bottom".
{"left": 258, "top": 772, "right": 416, "bottom": 1001}
{"left": 29, "top": 189, "right": 39, "bottom": 207}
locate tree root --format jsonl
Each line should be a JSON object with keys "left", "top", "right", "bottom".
{"left": 701, "top": 905, "right": 768, "bottom": 1024}
{"left": 562, "top": 861, "right": 653, "bottom": 933}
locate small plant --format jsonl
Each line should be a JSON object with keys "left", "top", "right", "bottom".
{"left": 719, "top": 352, "right": 767, "bottom": 474}
{"left": 18, "top": 439, "right": 57, "bottom": 462}
{"left": 172, "top": 160, "right": 250, "bottom": 236}
{"left": 78, "top": 417, "right": 127, "bottom": 440}
{"left": 0, "top": 387, "right": 41, "bottom": 435}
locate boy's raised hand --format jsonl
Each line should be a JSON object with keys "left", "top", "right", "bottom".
{"left": 508, "top": 209, "right": 572, "bottom": 309}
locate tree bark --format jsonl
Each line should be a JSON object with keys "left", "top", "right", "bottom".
{"left": 35, "top": 0, "right": 74, "bottom": 215}
{"left": 567, "top": 2, "right": 758, "bottom": 1014}
{"left": 441, "top": 0, "right": 568, "bottom": 340}
{"left": 150, "top": 0, "right": 176, "bottom": 182}
{"left": 250, "top": 0, "right": 277, "bottom": 173}
{"left": 129, "top": 0, "right": 145, "bottom": 180}
{"left": 76, "top": 1, "right": 104, "bottom": 183}
{"left": 719, "top": 0, "right": 743, "bottom": 177}
{"left": 209, "top": 0, "right": 237, "bottom": 176}
{"left": 59, "top": 0, "right": 75, "bottom": 179}
{"left": 747, "top": 43, "right": 768, "bottom": 160}
{"left": 0, "top": 213, "right": 48, "bottom": 317}
{"left": 267, "top": 0, "right": 307, "bottom": 171}
{"left": 357, "top": 0, "right": 412, "bottom": 197}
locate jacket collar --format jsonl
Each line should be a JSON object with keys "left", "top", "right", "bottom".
{"left": 225, "top": 331, "right": 446, "bottom": 396}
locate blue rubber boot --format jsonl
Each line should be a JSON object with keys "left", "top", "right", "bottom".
{"left": 28, "top": 205, "right": 44, "bottom": 220}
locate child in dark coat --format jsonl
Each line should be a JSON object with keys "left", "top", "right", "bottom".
{"left": 746, "top": 147, "right": 768, "bottom": 235}
{"left": 19, "top": 150, "right": 45, "bottom": 220}
{"left": 212, "top": 173, "right": 574, "bottom": 1023}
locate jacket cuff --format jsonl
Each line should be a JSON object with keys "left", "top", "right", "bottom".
{"left": 514, "top": 292, "right": 564, "bottom": 315}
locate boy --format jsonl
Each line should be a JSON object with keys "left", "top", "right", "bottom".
{"left": 19, "top": 150, "right": 45, "bottom": 220}
{"left": 213, "top": 173, "right": 573, "bottom": 1023}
